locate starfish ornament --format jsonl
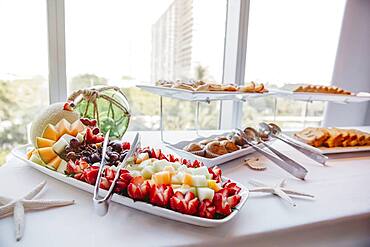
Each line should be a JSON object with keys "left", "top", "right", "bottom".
{"left": 248, "top": 179, "right": 314, "bottom": 207}
{"left": 0, "top": 181, "right": 74, "bottom": 241}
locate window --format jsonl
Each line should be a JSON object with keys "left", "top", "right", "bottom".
{"left": 65, "top": 0, "right": 227, "bottom": 131}
{"left": 0, "top": 0, "right": 49, "bottom": 164}
{"left": 243, "top": 0, "right": 346, "bottom": 129}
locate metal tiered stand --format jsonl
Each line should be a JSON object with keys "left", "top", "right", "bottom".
{"left": 136, "top": 85, "right": 370, "bottom": 144}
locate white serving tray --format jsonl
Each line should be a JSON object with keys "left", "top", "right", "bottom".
{"left": 318, "top": 146, "right": 370, "bottom": 154}
{"left": 137, "top": 85, "right": 273, "bottom": 102}
{"left": 166, "top": 133, "right": 262, "bottom": 167}
{"left": 273, "top": 89, "right": 370, "bottom": 103}
{"left": 12, "top": 144, "right": 248, "bottom": 227}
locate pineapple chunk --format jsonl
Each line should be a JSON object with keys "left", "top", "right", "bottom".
{"left": 208, "top": 180, "right": 222, "bottom": 192}
{"left": 182, "top": 173, "right": 193, "bottom": 186}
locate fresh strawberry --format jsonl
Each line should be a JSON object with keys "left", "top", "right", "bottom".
{"left": 222, "top": 180, "right": 241, "bottom": 195}
{"left": 181, "top": 158, "right": 190, "bottom": 167}
{"left": 84, "top": 166, "right": 99, "bottom": 185}
{"left": 113, "top": 170, "right": 133, "bottom": 193}
{"left": 127, "top": 176, "right": 150, "bottom": 201}
{"left": 80, "top": 118, "right": 97, "bottom": 127}
{"left": 213, "top": 188, "right": 241, "bottom": 216}
{"left": 66, "top": 160, "right": 82, "bottom": 175}
{"left": 121, "top": 142, "right": 130, "bottom": 150}
{"left": 198, "top": 199, "right": 216, "bottom": 219}
{"left": 150, "top": 148, "right": 157, "bottom": 159}
{"left": 149, "top": 184, "right": 174, "bottom": 208}
{"left": 167, "top": 154, "right": 178, "bottom": 163}
{"left": 100, "top": 177, "right": 111, "bottom": 190}
{"left": 208, "top": 166, "right": 222, "bottom": 183}
{"left": 85, "top": 128, "right": 104, "bottom": 144}
{"left": 158, "top": 152, "right": 168, "bottom": 161}
{"left": 170, "top": 191, "right": 199, "bottom": 215}
{"left": 78, "top": 159, "right": 90, "bottom": 170}
{"left": 63, "top": 101, "right": 74, "bottom": 111}
{"left": 191, "top": 160, "right": 201, "bottom": 168}
{"left": 104, "top": 167, "right": 116, "bottom": 180}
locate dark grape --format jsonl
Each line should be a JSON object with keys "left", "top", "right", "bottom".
{"left": 66, "top": 152, "right": 77, "bottom": 161}
{"left": 109, "top": 152, "right": 119, "bottom": 162}
{"left": 110, "top": 141, "right": 122, "bottom": 153}
{"left": 69, "top": 139, "right": 80, "bottom": 149}
{"left": 90, "top": 153, "right": 101, "bottom": 163}
{"left": 81, "top": 150, "right": 91, "bottom": 156}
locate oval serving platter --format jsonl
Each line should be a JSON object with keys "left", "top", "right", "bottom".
{"left": 12, "top": 144, "right": 249, "bottom": 227}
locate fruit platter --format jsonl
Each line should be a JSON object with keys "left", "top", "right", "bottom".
{"left": 12, "top": 102, "right": 248, "bottom": 227}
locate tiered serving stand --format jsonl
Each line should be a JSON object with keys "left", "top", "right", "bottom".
{"left": 137, "top": 84, "right": 370, "bottom": 143}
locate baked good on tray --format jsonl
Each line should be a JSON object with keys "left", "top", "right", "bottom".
{"left": 294, "top": 127, "right": 370, "bottom": 148}
{"left": 293, "top": 85, "right": 353, "bottom": 95}
{"left": 182, "top": 129, "right": 253, "bottom": 159}
{"left": 155, "top": 80, "right": 268, "bottom": 93}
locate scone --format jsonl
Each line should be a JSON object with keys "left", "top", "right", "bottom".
{"left": 205, "top": 141, "right": 228, "bottom": 158}
{"left": 183, "top": 143, "right": 205, "bottom": 156}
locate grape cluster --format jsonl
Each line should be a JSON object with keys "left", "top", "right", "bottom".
{"left": 64, "top": 139, "right": 127, "bottom": 166}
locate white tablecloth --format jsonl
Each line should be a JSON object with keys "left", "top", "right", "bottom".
{"left": 1, "top": 131, "right": 370, "bottom": 247}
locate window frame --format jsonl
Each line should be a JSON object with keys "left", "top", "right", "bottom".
{"left": 46, "top": 0, "right": 249, "bottom": 129}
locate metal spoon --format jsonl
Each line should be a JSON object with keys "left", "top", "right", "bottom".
{"left": 259, "top": 122, "right": 327, "bottom": 165}
{"left": 237, "top": 128, "right": 307, "bottom": 180}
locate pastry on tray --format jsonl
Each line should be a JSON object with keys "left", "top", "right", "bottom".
{"left": 205, "top": 141, "right": 228, "bottom": 158}
{"left": 293, "top": 85, "right": 353, "bottom": 95}
{"left": 294, "top": 127, "right": 370, "bottom": 148}
{"left": 155, "top": 80, "right": 268, "bottom": 93}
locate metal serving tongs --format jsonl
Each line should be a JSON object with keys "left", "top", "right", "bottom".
{"left": 236, "top": 128, "right": 308, "bottom": 180}
{"left": 258, "top": 122, "right": 328, "bottom": 165}
{"left": 93, "top": 132, "right": 141, "bottom": 216}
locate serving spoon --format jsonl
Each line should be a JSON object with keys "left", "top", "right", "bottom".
{"left": 237, "top": 128, "right": 308, "bottom": 180}
{"left": 259, "top": 122, "right": 327, "bottom": 165}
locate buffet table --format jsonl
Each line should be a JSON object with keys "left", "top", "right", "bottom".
{"left": 1, "top": 130, "right": 370, "bottom": 247}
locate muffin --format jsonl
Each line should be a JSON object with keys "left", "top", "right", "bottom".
{"left": 215, "top": 136, "right": 228, "bottom": 141}
{"left": 220, "top": 140, "right": 239, "bottom": 153}
{"left": 199, "top": 139, "right": 213, "bottom": 147}
{"left": 183, "top": 143, "right": 205, "bottom": 157}
{"left": 205, "top": 141, "right": 228, "bottom": 158}
{"left": 230, "top": 134, "right": 246, "bottom": 146}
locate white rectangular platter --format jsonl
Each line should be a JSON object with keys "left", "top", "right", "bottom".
{"left": 12, "top": 144, "right": 248, "bottom": 227}
{"left": 166, "top": 133, "right": 261, "bottom": 167}
{"left": 137, "top": 84, "right": 273, "bottom": 102}
{"left": 273, "top": 89, "right": 370, "bottom": 103}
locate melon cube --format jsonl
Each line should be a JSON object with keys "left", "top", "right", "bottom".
{"left": 174, "top": 185, "right": 197, "bottom": 196}
{"left": 36, "top": 137, "right": 56, "bottom": 148}
{"left": 152, "top": 160, "right": 169, "bottom": 172}
{"left": 178, "top": 164, "right": 191, "bottom": 174}
{"left": 163, "top": 165, "right": 176, "bottom": 175}
{"left": 141, "top": 165, "right": 155, "bottom": 179}
{"left": 197, "top": 187, "right": 215, "bottom": 201}
{"left": 38, "top": 147, "right": 57, "bottom": 163}
{"left": 171, "top": 172, "right": 185, "bottom": 184}
{"left": 191, "top": 175, "right": 208, "bottom": 187}
{"left": 130, "top": 170, "right": 142, "bottom": 178}
{"left": 52, "top": 138, "right": 69, "bottom": 155}
{"left": 152, "top": 171, "right": 171, "bottom": 185}
{"left": 76, "top": 132, "right": 84, "bottom": 143}
{"left": 57, "top": 160, "right": 68, "bottom": 174}
{"left": 42, "top": 124, "right": 59, "bottom": 141}
{"left": 191, "top": 166, "right": 210, "bottom": 177}
{"left": 182, "top": 173, "right": 193, "bottom": 186}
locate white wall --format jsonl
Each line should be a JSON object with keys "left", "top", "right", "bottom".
{"left": 324, "top": 0, "right": 370, "bottom": 127}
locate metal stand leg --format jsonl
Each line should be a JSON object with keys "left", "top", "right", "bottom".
{"left": 160, "top": 96, "right": 164, "bottom": 142}
{"left": 303, "top": 101, "right": 309, "bottom": 128}
{"left": 195, "top": 101, "right": 202, "bottom": 137}
{"left": 273, "top": 97, "right": 278, "bottom": 122}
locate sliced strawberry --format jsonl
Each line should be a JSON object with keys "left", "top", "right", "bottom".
{"left": 181, "top": 158, "right": 190, "bottom": 167}
{"left": 127, "top": 176, "right": 150, "bottom": 201}
{"left": 66, "top": 160, "right": 82, "bottom": 175}
{"left": 149, "top": 185, "right": 174, "bottom": 208}
{"left": 78, "top": 159, "right": 90, "bottom": 170}
{"left": 80, "top": 118, "right": 97, "bottom": 127}
{"left": 198, "top": 199, "right": 216, "bottom": 219}
{"left": 84, "top": 166, "right": 99, "bottom": 185}
{"left": 122, "top": 142, "right": 130, "bottom": 150}
{"left": 113, "top": 170, "right": 133, "bottom": 193}
{"left": 63, "top": 101, "right": 74, "bottom": 111}
{"left": 213, "top": 188, "right": 241, "bottom": 216}
{"left": 223, "top": 180, "right": 241, "bottom": 195}
{"left": 158, "top": 151, "right": 168, "bottom": 161}
{"left": 167, "top": 154, "right": 178, "bottom": 163}
{"left": 100, "top": 177, "right": 111, "bottom": 190}
{"left": 191, "top": 160, "right": 201, "bottom": 168}
{"left": 208, "top": 166, "right": 222, "bottom": 183}
{"left": 170, "top": 191, "right": 199, "bottom": 215}
{"left": 150, "top": 148, "right": 157, "bottom": 159}
{"left": 105, "top": 167, "right": 116, "bottom": 180}
{"left": 85, "top": 128, "right": 104, "bottom": 144}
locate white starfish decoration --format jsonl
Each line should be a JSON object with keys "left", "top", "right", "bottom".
{"left": 249, "top": 179, "right": 315, "bottom": 207}
{"left": 0, "top": 181, "right": 74, "bottom": 241}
